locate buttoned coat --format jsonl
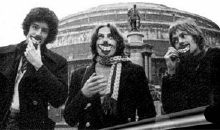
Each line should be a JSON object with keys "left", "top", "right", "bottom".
{"left": 64, "top": 61, "right": 156, "bottom": 129}
{"left": 0, "top": 41, "right": 68, "bottom": 129}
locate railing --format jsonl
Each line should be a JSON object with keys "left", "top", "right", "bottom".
{"left": 102, "top": 106, "right": 214, "bottom": 130}
{"left": 55, "top": 106, "right": 218, "bottom": 130}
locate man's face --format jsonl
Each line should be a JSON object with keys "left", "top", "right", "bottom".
{"left": 96, "top": 27, "right": 117, "bottom": 57}
{"left": 26, "top": 21, "right": 49, "bottom": 46}
{"left": 171, "top": 29, "right": 200, "bottom": 56}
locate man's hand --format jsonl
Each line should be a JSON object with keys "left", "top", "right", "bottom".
{"left": 24, "top": 37, "right": 43, "bottom": 70}
{"left": 164, "top": 47, "right": 179, "bottom": 75}
{"left": 81, "top": 73, "right": 108, "bottom": 98}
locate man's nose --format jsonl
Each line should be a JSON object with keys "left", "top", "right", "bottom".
{"left": 35, "top": 29, "right": 42, "bottom": 35}
{"left": 103, "top": 40, "right": 108, "bottom": 44}
{"left": 178, "top": 38, "right": 185, "bottom": 45}
{"left": 103, "top": 36, "right": 109, "bottom": 41}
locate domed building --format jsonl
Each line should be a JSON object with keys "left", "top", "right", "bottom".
{"left": 49, "top": 2, "right": 220, "bottom": 86}
{"left": 48, "top": 2, "right": 220, "bottom": 124}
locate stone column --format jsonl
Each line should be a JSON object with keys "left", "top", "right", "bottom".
{"left": 126, "top": 31, "right": 153, "bottom": 80}
{"left": 127, "top": 32, "right": 144, "bottom": 66}
{"left": 144, "top": 54, "right": 152, "bottom": 81}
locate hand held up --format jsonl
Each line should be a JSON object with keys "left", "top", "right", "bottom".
{"left": 164, "top": 47, "right": 179, "bottom": 75}
{"left": 81, "top": 73, "right": 108, "bottom": 98}
{"left": 24, "top": 37, "right": 43, "bottom": 70}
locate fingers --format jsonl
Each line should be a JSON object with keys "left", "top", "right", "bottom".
{"left": 83, "top": 74, "right": 108, "bottom": 96}
{"left": 28, "top": 37, "right": 35, "bottom": 49}
{"left": 98, "top": 85, "right": 107, "bottom": 96}
{"left": 89, "top": 73, "right": 96, "bottom": 78}
{"left": 164, "top": 47, "right": 179, "bottom": 59}
{"left": 86, "top": 76, "right": 107, "bottom": 89}
{"left": 164, "top": 47, "right": 180, "bottom": 72}
{"left": 25, "top": 37, "right": 35, "bottom": 55}
{"left": 89, "top": 80, "right": 107, "bottom": 91}
{"left": 86, "top": 74, "right": 106, "bottom": 83}
{"left": 27, "top": 37, "right": 41, "bottom": 50}
{"left": 25, "top": 37, "right": 41, "bottom": 56}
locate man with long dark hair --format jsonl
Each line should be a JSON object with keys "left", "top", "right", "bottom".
{"left": 0, "top": 7, "right": 68, "bottom": 129}
{"left": 64, "top": 23, "right": 156, "bottom": 129}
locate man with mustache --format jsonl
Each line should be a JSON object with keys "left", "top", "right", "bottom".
{"left": 161, "top": 18, "right": 220, "bottom": 125}
{"left": 64, "top": 23, "right": 156, "bottom": 129}
{"left": 0, "top": 7, "right": 68, "bottom": 129}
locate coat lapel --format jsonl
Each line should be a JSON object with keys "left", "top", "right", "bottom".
{"left": 0, "top": 43, "right": 24, "bottom": 86}
{"left": 22, "top": 63, "right": 36, "bottom": 78}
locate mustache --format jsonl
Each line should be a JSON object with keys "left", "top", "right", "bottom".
{"left": 98, "top": 41, "right": 113, "bottom": 46}
{"left": 31, "top": 35, "right": 42, "bottom": 41}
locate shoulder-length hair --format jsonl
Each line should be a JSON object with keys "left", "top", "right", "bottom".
{"left": 22, "top": 7, "right": 59, "bottom": 46}
{"left": 90, "top": 23, "right": 125, "bottom": 61}
{"left": 169, "top": 18, "right": 205, "bottom": 50}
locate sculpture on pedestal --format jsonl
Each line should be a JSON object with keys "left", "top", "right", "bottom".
{"left": 128, "top": 4, "right": 140, "bottom": 31}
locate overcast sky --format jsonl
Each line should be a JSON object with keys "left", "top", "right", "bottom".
{"left": 0, "top": 0, "right": 219, "bottom": 47}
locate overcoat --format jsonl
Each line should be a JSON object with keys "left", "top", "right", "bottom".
{"left": 64, "top": 61, "right": 156, "bottom": 129}
{"left": 162, "top": 47, "right": 220, "bottom": 115}
{"left": 0, "top": 41, "right": 68, "bottom": 129}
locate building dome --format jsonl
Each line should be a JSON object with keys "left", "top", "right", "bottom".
{"left": 50, "top": 2, "right": 220, "bottom": 61}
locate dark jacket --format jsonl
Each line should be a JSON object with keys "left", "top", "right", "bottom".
{"left": 0, "top": 41, "right": 68, "bottom": 129}
{"left": 162, "top": 47, "right": 220, "bottom": 115}
{"left": 64, "top": 61, "right": 156, "bottom": 129}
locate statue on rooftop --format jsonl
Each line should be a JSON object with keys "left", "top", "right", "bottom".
{"left": 128, "top": 4, "right": 141, "bottom": 31}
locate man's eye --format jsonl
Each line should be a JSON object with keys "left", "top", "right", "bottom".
{"left": 32, "top": 25, "right": 38, "bottom": 30}
{"left": 180, "top": 34, "right": 186, "bottom": 38}
{"left": 42, "top": 29, "right": 49, "bottom": 34}
{"left": 98, "top": 35, "right": 103, "bottom": 39}
{"left": 108, "top": 36, "right": 113, "bottom": 39}
{"left": 172, "top": 38, "right": 178, "bottom": 45}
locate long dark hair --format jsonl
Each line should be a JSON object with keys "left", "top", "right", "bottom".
{"left": 22, "top": 7, "right": 59, "bottom": 46}
{"left": 90, "top": 23, "right": 125, "bottom": 61}
{"left": 169, "top": 18, "right": 205, "bottom": 50}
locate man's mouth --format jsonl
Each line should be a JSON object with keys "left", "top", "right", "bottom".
{"left": 99, "top": 44, "right": 112, "bottom": 51}
{"left": 31, "top": 36, "right": 42, "bottom": 44}
{"left": 178, "top": 45, "right": 190, "bottom": 53}
{"left": 98, "top": 44, "right": 112, "bottom": 55}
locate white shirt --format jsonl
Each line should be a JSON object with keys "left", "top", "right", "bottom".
{"left": 11, "top": 57, "right": 27, "bottom": 110}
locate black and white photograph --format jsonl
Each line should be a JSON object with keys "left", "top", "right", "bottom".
{"left": 0, "top": 0, "right": 220, "bottom": 129}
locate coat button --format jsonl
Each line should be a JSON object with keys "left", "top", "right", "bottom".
{"left": 33, "top": 100, "right": 38, "bottom": 105}
{"left": 86, "top": 122, "right": 90, "bottom": 127}
{"left": 128, "top": 118, "right": 131, "bottom": 122}
{"left": 84, "top": 103, "right": 91, "bottom": 110}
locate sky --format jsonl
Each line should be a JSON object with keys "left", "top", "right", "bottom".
{"left": 0, "top": 0, "right": 219, "bottom": 47}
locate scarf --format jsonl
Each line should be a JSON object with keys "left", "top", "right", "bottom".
{"left": 96, "top": 56, "right": 130, "bottom": 116}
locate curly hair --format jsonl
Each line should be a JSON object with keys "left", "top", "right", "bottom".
{"left": 169, "top": 18, "right": 206, "bottom": 50}
{"left": 22, "top": 7, "right": 59, "bottom": 45}
{"left": 90, "top": 23, "right": 125, "bottom": 61}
